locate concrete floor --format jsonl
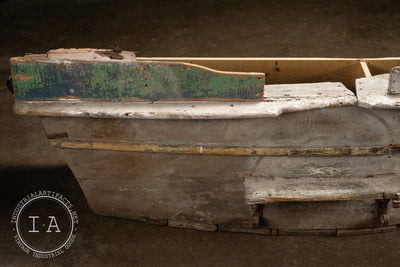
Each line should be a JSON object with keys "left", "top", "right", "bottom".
{"left": 1, "top": 0, "right": 400, "bottom": 266}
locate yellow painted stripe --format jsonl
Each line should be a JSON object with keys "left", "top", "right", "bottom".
{"left": 48, "top": 139, "right": 400, "bottom": 157}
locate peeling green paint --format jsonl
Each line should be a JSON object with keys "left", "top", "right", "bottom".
{"left": 11, "top": 58, "right": 265, "bottom": 101}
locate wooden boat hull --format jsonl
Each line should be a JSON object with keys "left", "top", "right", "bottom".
{"left": 10, "top": 50, "right": 400, "bottom": 235}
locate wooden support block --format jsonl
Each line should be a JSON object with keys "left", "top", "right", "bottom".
{"left": 218, "top": 225, "right": 275, "bottom": 235}
{"left": 389, "top": 66, "right": 400, "bottom": 94}
{"left": 168, "top": 220, "right": 217, "bottom": 231}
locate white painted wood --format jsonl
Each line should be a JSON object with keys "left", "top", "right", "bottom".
{"left": 389, "top": 66, "right": 400, "bottom": 94}
{"left": 14, "top": 82, "right": 356, "bottom": 119}
{"left": 47, "top": 48, "right": 137, "bottom": 62}
{"left": 356, "top": 74, "right": 400, "bottom": 109}
{"left": 168, "top": 220, "right": 217, "bottom": 231}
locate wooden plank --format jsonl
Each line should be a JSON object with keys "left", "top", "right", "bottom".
{"left": 14, "top": 81, "right": 357, "bottom": 119}
{"left": 55, "top": 148, "right": 399, "bottom": 229}
{"left": 244, "top": 175, "right": 400, "bottom": 204}
{"left": 10, "top": 50, "right": 264, "bottom": 101}
{"left": 59, "top": 148, "right": 400, "bottom": 183}
{"left": 40, "top": 107, "right": 400, "bottom": 149}
{"left": 137, "top": 57, "right": 367, "bottom": 92}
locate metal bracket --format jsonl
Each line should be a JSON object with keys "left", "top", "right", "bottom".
{"left": 393, "top": 193, "right": 400, "bottom": 208}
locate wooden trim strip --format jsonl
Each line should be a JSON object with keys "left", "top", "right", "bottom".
{"left": 48, "top": 138, "right": 400, "bottom": 157}
{"left": 360, "top": 61, "right": 372, "bottom": 77}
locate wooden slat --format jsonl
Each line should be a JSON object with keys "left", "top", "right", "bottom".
{"left": 360, "top": 61, "right": 372, "bottom": 77}
{"left": 244, "top": 175, "right": 400, "bottom": 204}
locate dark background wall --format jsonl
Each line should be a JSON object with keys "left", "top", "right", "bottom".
{"left": 1, "top": 0, "right": 400, "bottom": 266}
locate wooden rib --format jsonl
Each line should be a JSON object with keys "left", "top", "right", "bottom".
{"left": 360, "top": 61, "right": 372, "bottom": 77}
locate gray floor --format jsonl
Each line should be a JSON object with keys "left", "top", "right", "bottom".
{"left": 1, "top": 0, "right": 400, "bottom": 266}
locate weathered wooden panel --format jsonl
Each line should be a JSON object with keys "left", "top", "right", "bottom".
{"left": 245, "top": 175, "right": 400, "bottom": 204}
{"left": 57, "top": 148, "right": 399, "bottom": 181}
{"left": 59, "top": 149, "right": 251, "bottom": 225}
{"left": 77, "top": 177, "right": 249, "bottom": 225}
{"left": 52, "top": 148, "right": 400, "bottom": 227}
{"left": 40, "top": 107, "right": 400, "bottom": 148}
{"left": 10, "top": 53, "right": 264, "bottom": 101}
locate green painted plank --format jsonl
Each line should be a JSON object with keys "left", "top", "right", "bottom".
{"left": 10, "top": 56, "right": 264, "bottom": 101}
